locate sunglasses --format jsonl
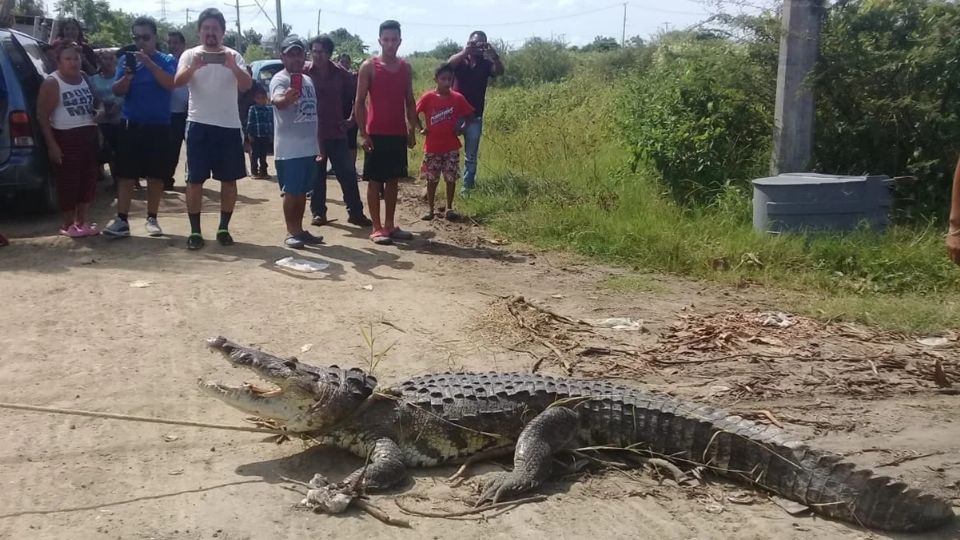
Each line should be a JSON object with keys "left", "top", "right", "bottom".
{"left": 131, "top": 34, "right": 153, "bottom": 42}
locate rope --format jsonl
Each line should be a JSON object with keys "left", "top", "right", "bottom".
{"left": 0, "top": 402, "right": 288, "bottom": 435}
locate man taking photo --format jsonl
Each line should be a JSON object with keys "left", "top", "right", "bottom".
{"left": 448, "top": 30, "right": 504, "bottom": 193}
{"left": 174, "top": 8, "right": 253, "bottom": 250}
{"left": 102, "top": 16, "right": 177, "bottom": 239}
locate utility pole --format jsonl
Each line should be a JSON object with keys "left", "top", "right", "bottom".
{"left": 275, "top": 0, "right": 283, "bottom": 53}
{"left": 186, "top": 8, "right": 192, "bottom": 24}
{"left": 160, "top": 0, "right": 167, "bottom": 21}
{"left": 235, "top": 0, "right": 243, "bottom": 52}
{"left": 770, "top": 0, "right": 823, "bottom": 174}
{"left": 621, "top": 3, "right": 627, "bottom": 47}
{"left": 317, "top": 9, "right": 321, "bottom": 36}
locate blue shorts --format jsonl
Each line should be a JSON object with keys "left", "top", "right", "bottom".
{"left": 276, "top": 156, "right": 317, "bottom": 196}
{"left": 185, "top": 121, "right": 246, "bottom": 183}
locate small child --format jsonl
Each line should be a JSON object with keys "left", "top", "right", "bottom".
{"left": 246, "top": 85, "right": 274, "bottom": 179}
{"left": 416, "top": 62, "right": 475, "bottom": 221}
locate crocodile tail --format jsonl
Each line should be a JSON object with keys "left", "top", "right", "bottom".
{"left": 682, "top": 409, "right": 955, "bottom": 532}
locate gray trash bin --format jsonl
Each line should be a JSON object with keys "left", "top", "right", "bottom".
{"left": 752, "top": 173, "right": 893, "bottom": 234}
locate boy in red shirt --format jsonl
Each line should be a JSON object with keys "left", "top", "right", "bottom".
{"left": 416, "top": 63, "right": 474, "bottom": 220}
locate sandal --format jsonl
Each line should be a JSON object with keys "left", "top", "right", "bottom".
{"left": 444, "top": 210, "right": 461, "bottom": 221}
{"left": 370, "top": 228, "right": 393, "bottom": 245}
{"left": 186, "top": 233, "right": 205, "bottom": 250}
{"left": 59, "top": 224, "right": 85, "bottom": 238}
{"left": 420, "top": 211, "right": 435, "bottom": 221}
{"left": 0, "top": 233, "right": 8, "bottom": 247}
{"left": 77, "top": 223, "right": 99, "bottom": 237}
{"left": 216, "top": 229, "right": 234, "bottom": 246}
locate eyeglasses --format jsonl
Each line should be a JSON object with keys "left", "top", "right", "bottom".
{"left": 131, "top": 34, "right": 153, "bottom": 42}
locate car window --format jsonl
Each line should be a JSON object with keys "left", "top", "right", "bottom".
{"left": 258, "top": 64, "right": 282, "bottom": 83}
{"left": 13, "top": 33, "right": 53, "bottom": 75}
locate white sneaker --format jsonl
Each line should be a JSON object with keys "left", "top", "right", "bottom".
{"left": 145, "top": 217, "right": 163, "bottom": 237}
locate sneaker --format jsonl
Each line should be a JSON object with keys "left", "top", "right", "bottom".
{"left": 186, "top": 233, "right": 205, "bottom": 250}
{"left": 311, "top": 214, "right": 329, "bottom": 227}
{"left": 347, "top": 214, "right": 373, "bottom": 227}
{"left": 145, "top": 217, "right": 163, "bottom": 237}
{"left": 77, "top": 223, "right": 99, "bottom": 237}
{"left": 284, "top": 234, "right": 305, "bottom": 249}
{"left": 370, "top": 228, "right": 393, "bottom": 245}
{"left": 389, "top": 227, "right": 414, "bottom": 241}
{"left": 420, "top": 211, "right": 435, "bottom": 221}
{"left": 59, "top": 224, "right": 85, "bottom": 238}
{"left": 102, "top": 218, "right": 131, "bottom": 238}
{"left": 444, "top": 209, "right": 461, "bottom": 221}
{"left": 294, "top": 230, "right": 324, "bottom": 245}
{"left": 216, "top": 229, "right": 235, "bottom": 246}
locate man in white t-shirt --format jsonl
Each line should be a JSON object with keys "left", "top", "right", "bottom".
{"left": 173, "top": 8, "right": 253, "bottom": 250}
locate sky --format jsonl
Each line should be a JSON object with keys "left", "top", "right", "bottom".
{"left": 121, "top": 0, "right": 724, "bottom": 54}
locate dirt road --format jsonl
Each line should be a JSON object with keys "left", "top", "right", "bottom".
{"left": 0, "top": 168, "right": 957, "bottom": 539}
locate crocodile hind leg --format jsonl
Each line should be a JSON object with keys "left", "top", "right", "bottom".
{"left": 342, "top": 438, "right": 408, "bottom": 490}
{"left": 476, "top": 407, "right": 579, "bottom": 505}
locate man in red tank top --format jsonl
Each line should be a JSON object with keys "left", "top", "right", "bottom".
{"left": 354, "top": 20, "right": 419, "bottom": 245}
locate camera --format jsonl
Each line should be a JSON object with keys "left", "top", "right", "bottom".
{"left": 119, "top": 44, "right": 137, "bottom": 72}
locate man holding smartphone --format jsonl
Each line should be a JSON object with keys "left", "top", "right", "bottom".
{"left": 102, "top": 16, "right": 176, "bottom": 239}
{"left": 448, "top": 30, "right": 504, "bottom": 193}
{"left": 173, "top": 8, "right": 253, "bottom": 250}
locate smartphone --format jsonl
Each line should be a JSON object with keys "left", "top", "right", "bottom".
{"left": 124, "top": 51, "right": 137, "bottom": 71}
{"left": 203, "top": 51, "right": 226, "bottom": 64}
{"left": 291, "top": 72, "right": 302, "bottom": 92}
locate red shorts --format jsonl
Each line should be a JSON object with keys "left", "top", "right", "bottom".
{"left": 419, "top": 150, "right": 459, "bottom": 183}
{"left": 52, "top": 125, "right": 99, "bottom": 212}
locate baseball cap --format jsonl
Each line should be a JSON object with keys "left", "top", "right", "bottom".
{"left": 280, "top": 35, "right": 305, "bottom": 54}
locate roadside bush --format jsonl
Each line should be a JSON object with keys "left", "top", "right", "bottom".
{"left": 620, "top": 34, "right": 775, "bottom": 204}
{"left": 495, "top": 38, "right": 574, "bottom": 87}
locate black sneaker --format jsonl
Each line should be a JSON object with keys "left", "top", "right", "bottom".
{"left": 216, "top": 229, "right": 234, "bottom": 246}
{"left": 347, "top": 214, "right": 373, "bottom": 227}
{"left": 186, "top": 233, "right": 205, "bottom": 250}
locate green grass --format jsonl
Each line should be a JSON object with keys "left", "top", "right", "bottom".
{"left": 455, "top": 70, "right": 960, "bottom": 333}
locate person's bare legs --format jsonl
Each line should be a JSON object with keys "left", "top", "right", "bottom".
{"left": 116, "top": 178, "right": 134, "bottom": 216}
{"left": 186, "top": 183, "right": 203, "bottom": 214}
{"left": 367, "top": 181, "right": 383, "bottom": 231}
{"left": 383, "top": 179, "right": 398, "bottom": 230}
{"left": 75, "top": 203, "right": 89, "bottom": 226}
{"left": 220, "top": 181, "right": 238, "bottom": 214}
{"left": 425, "top": 181, "right": 438, "bottom": 215}
{"left": 146, "top": 178, "right": 163, "bottom": 215}
{"left": 61, "top": 208, "right": 74, "bottom": 229}
{"left": 445, "top": 180, "right": 455, "bottom": 212}
{"left": 283, "top": 194, "right": 307, "bottom": 235}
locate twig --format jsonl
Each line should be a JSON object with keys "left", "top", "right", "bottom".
{"left": 0, "top": 402, "right": 288, "bottom": 435}
{"left": 876, "top": 451, "right": 943, "bottom": 468}
{"left": 355, "top": 499, "right": 412, "bottom": 528}
{"left": 752, "top": 410, "right": 784, "bottom": 429}
{"left": 394, "top": 495, "right": 547, "bottom": 518}
{"left": 645, "top": 458, "right": 690, "bottom": 485}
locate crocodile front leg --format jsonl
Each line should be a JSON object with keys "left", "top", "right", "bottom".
{"left": 477, "top": 406, "right": 579, "bottom": 504}
{"left": 342, "top": 437, "right": 408, "bottom": 490}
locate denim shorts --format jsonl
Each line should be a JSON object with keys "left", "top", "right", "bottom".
{"left": 276, "top": 156, "right": 317, "bottom": 196}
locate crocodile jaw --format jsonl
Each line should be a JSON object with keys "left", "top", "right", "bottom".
{"left": 197, "top": 379, "right": 320, "bottom": 432}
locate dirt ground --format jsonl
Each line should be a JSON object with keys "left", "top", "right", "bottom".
{"left": 0, "top": 160, "right": 958, "bottom": 540}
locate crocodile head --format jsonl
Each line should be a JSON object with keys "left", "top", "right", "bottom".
{"left": 198, "top": 336, "right": 378, "bottom": 433}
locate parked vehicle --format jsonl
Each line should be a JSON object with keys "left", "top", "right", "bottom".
{"left": 250, "top": 59, "right": 282, "bottom": 86}
{"left": 0, "top": 27, "right": 57, "bottom": 212}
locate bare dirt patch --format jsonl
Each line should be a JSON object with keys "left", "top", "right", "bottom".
{"left": 0, "top": 175, "right": 957, "bottom": 539}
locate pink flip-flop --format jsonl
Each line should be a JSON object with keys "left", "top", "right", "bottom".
{"left": 59, "top": 224, "right": 85, "bottom": 238}
{"left": 77, "top": 223, "right": 99, "bottom": 237}
{"left": 370, "top": 228, "right": 393, "bottom": 245}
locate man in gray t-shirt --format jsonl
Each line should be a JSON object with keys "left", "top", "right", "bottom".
{"left": 269, "top": 36, "right": 322, "bottom": 249}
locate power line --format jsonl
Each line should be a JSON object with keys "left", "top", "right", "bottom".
{"left": 315, "top": 3, "right": 702, "bottom": 28}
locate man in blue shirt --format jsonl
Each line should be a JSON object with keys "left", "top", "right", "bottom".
{"left": 102, "top": 16, "right": 177, "bottom": 238}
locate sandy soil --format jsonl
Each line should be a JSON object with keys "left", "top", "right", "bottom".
{"left": 0, "top": 161, "right": 958, "bottom": 540}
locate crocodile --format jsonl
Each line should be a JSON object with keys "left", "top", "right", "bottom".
{"left": 198, "top": 336, "right": 955, "bottom": 532}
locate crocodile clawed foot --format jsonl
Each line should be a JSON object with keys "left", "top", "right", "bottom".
{"left": 475, "top": 472, "right": 537, "bottom": 506}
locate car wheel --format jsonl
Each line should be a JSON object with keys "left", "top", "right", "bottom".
{"left": 26, "top": 177, "right": 58, "bottom": 214}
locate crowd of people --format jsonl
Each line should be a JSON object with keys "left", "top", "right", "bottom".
{"left": 0, "top": 10, "right": 509, "bottom": 251}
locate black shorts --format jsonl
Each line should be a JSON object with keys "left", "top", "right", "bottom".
{"left": 362, "top": 135, "right": 407, "bottom": 182}
{"left": 185, "top": 122, "right": 247, "bottom": 183}
{"left": 114, "top": 122, "right": 173, "bottom": 180}
{"left": 346, "top": 125, "right": 359, "bottom": 150}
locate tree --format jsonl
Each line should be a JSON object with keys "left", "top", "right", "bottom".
{"left": 14, "top": 0, "right": 46, "bottom": 16}
{"left": 242, "top": 27, "right": 262, "bottom": 47}
{"left": 326, "top": 27, "right": 367, "bottom": 61}
{"left": 244, "top": 43, "right": 269, "bottom": 62}
{"left": 581, "top": 35, "right": 621, "bottom": 52}
{"left": 265, "top": 22, "right": 292, "bottom": 51}
{"left": 428, "top": 38, "right": 461, "bottom": 59}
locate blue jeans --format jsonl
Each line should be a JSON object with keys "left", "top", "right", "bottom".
{"left": 462, "top": 117, "right": 483, "bottom": 191}
{"left": 312, "top": 138, "right": 365, "bottom": 219}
